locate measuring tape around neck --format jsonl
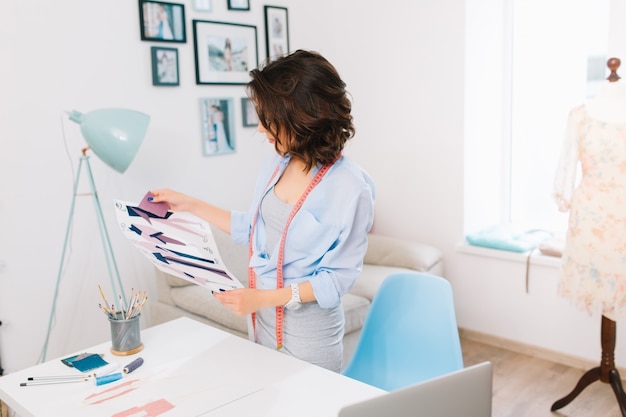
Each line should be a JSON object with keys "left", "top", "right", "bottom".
{"left": 248, "top": 156, "right": 339, "bottom": 349}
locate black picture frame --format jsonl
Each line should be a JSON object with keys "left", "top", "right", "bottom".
{"left": 264, "top": 6, "right": 289, "bottom": 61}
{"left": 241, "top": 97, "right": 259, "bottom": 127}
{"left": 200, "top": 97, "right": 236, "bottom": 156}
{"left": 151, "top": 46, "right": 180, "bottom": 86}
{"left": 139, "top": 0, "right": 186, "bottom": 43}
{"left": 193, "top": 20, "right": 258, "bottom": 85}
{"left": 227, "top": 0, "right": 250, "bottom": 11}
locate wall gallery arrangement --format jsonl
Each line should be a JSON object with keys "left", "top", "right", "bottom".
{"left": 137, "top": 0, "right": 290, "bottom": 156}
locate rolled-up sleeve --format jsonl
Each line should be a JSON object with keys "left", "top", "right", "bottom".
{"left": 308, "top": 178, "right": 375, "bottom": 308}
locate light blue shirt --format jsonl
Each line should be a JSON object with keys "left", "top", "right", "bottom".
{"left": 230, "top": 153, "right": 375, "bottom": 308}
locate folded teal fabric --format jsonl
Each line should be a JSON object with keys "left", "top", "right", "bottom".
{"left": 465, "top": 225, "right": 552, "bottom": 253}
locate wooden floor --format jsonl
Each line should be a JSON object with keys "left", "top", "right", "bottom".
{"left": 461, "top": 337, "right": 623, "bottom": 417}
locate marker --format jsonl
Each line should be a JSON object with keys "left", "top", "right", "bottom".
{"left": 123, "top": 357, "right": 144, "bottom": 374}
{"left": 93, "top": 363, "right": 119, "bottom": 377}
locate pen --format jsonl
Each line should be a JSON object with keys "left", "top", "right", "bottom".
{"left": 21, "top": 377, "right": 91, "bottom": 386}
{"left": 27, "top": 374, "right": 94, "bottom": 381}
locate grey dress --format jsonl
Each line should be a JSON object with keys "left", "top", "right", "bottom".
{"left": 254, "top": 188, "right": 344, "bottom": 372}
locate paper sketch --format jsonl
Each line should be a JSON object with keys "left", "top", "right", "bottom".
{"left": 114, "top": 200, "right": 242, "bottom": 292}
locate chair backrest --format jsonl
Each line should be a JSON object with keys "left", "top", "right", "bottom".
{"left": 342, "top": 272, "right": 464, "bottom": 391}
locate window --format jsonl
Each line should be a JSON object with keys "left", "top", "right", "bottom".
{"left": 464, "top": 0, "right": 613, "bottom": 235}
{"left": 508, "top": 0, "right": 611, "bottom": 232}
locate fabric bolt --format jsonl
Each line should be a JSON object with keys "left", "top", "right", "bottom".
{"left": 554, "top": 104, "right": 626, "bottom": 321}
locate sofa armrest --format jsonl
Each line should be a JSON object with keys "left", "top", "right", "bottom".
{"left": 364, "top": 234, "right": 443, "bottom": 272}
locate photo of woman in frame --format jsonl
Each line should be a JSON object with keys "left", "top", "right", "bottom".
{"left": 140, "top": 1, "right": 186, "bottom": 43}
{"left": 200, "top": 98, "right": 236, "bottom": 156}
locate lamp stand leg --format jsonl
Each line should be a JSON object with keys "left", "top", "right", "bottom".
{"left": 83, "top": 156, "right": 128, "bottom": 312}
{"left": 40, "top": 155, "right": 127, "bottom": 362}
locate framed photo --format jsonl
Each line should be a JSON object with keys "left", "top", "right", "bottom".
{"left": 264, "top": 6, "right": 289, "bottom": 61}
{"left": 151, "top": 47, "right": 179, "bottom": 86}
{"left": 192, "top": 0, "right": 212, "bottom": 12}
{"left": 227, "top": 0, "right": 250, "bottom": 11}
{"left": 139, "top": 0, "right": 186, "bottom": 43}
{"left": 193, "top": 20, "right": 258, "bottom": 85}
{"left": 241, "top": 97, "right": 259, "bottom": 127}
{"left": 200, "top": 98, "right": 236, "bottom": 156}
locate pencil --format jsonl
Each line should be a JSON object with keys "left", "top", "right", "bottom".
{"left": 98, "top": 284, "right": 112, "bottom": 312}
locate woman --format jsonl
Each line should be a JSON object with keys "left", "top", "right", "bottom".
{"left": 150, "top": 50, "right": 375, "bottom": 372}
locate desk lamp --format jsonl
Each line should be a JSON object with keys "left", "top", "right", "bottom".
{"left": 41, "top": 108, "right": 150, "bottom": 362}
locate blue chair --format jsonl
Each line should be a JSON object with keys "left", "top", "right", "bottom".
{"left": 342, "top": 272, "right": 464, "bottom": 391}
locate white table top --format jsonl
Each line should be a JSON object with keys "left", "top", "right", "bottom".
{"left": 0, "top": 317, "right": 384, "bottom": 417}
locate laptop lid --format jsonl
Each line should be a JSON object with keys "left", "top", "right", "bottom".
{"left": 338, "top": 361, "right": 493, "bottom": 417}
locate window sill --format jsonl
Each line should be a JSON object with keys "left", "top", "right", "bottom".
{"left": 455, "top": 242, "right": 562, "bottom": 269}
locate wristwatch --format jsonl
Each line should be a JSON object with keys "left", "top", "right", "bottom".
{"left": 285, "top": 283, "right": 302, "bottom": 310}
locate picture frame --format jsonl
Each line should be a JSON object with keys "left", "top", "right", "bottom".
{"left": 264, "top": 6, "right": 289, "bottom": 61}
{"left": 193, "top": 20, "right": 258, "bottom": 85}
{"left": 151, "top": 47, "right": 180, "bottom": 86}
{"left": 139, "top": 0, "right": 186, "bottom": 43}
{"left": 227, "top": 0, "right": 250, "bottom": 11}
{"left": 192, "top": 0, "right": 212, "bottom": 12}
{"left": 241, "top": 97, "right": 259, "bottom": 127}
{"left": 200, "top": 98, "right": 236, "bottom": 156}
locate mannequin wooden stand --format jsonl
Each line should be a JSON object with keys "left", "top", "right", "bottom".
{"left": 551, "top": 315, "right": 626, "bottom": 415}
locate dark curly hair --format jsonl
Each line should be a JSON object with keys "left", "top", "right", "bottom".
{"left": 247, "top": 50, "right": 355, "bottom": 171}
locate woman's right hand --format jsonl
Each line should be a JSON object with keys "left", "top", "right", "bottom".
{"left": 149, "top": 189, "right": 197, "bottom": 213}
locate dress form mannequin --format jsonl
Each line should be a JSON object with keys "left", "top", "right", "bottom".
{"left": 552, "top": 57, "right": 626, "bottom": 416}
{"left": 586, "top": 58, "right": 626, "bottom": 123}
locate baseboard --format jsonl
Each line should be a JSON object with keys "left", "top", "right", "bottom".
{"left": 459, "top": 327, "right": 626, "bottom": 375}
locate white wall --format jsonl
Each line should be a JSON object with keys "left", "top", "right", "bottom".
{"left": 1, "top": 0, "right": 623, "bottom": 375}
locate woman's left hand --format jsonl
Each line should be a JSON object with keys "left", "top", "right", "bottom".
{"left": 214, "top": 288, "right": 267, "bottom": 316}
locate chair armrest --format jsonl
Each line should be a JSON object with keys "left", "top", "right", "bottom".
{"left": 364, "top": 234, "right": 443, "bottom": 272}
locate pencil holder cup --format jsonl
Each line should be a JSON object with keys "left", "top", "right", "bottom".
{"left": 109, "top": 312, "right": 143, "bottom": 356}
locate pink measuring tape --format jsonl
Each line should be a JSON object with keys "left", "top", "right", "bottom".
{"left": 248, "top": 156, "right": 339, "bottom": 349}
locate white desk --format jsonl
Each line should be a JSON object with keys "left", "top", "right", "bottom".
{"left": 0, "top": 317, "right": 384, "bottom": 416}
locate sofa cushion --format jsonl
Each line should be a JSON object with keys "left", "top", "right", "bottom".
{"left": 171, "top": 286, "right": 248, "bottom": 334}
{"left": 350, "top": 264, "right": 427, "bottom": 302}
{"left": 341, "top": 293, "right": 370, "bottom": 335}
{"left": 164, "top": 274, "right": 194, "bottom": 287}
{"left": 365, "top": 234, "right": 443, "bottom": 272}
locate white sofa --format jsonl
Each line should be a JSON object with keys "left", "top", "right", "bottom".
{"left": 151, "top": 227, "right": 444, "bottom": 366}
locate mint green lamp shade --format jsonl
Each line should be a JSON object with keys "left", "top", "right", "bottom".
{"left": 68, "top": 108, "right": 150, "bottom": 173}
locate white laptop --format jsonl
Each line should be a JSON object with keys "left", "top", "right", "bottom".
{"left": 338, "top": 361, "right": 493, "bottom": 417}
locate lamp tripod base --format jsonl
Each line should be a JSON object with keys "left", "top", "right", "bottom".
{"left": 41, "top": 154, "right": 127, "bottom": 362}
